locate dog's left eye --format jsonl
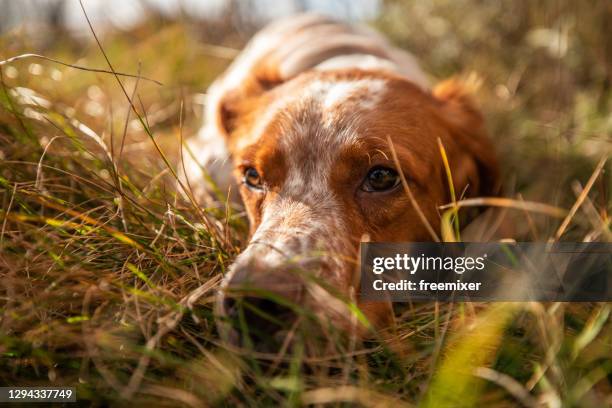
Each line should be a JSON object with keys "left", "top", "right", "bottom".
{"left": 243, "top": 167, "right": 264, "bottom": 191}
{"left": 361, "top": 166, "right": 400, "bottom": 192}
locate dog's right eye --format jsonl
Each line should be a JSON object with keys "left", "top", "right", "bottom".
{"left": 243, "top": 167, "right": 264, "bottom": 191}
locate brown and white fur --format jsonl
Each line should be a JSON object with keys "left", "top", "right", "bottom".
{"left": 182, "top": 14, "right": 499, "bottom": 346}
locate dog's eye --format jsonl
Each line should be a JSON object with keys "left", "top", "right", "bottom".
{"left": 361, "top": 166, "right": 400, "bottom": 192}
{"left": 243, "top": 167, "right": 264, "bottom": 191}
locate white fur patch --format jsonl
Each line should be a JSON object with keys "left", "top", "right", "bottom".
{"left": 322, "top": 79, "right": 386, "bottom": 110}
{"left": 315, "top": 54, "right": 400, "bottom": 75}
{"left": 237, "top": 77, "right": 388, "bottom": 151}
{"left": 301, "top": 78, "right": 387, "bottom": 111}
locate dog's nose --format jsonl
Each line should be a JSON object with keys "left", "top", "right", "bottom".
{"left": 222, "top": 264, "right": 305, "bottom": 305}
{"left": 222, "top": 295, "right": 298, "bottom": 349}
{"left": 217, "top": 267, "right": 304, "bottom": 350}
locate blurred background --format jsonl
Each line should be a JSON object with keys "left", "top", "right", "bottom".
{"left": 0, "top": 0, "right": 380, "bottom": 32}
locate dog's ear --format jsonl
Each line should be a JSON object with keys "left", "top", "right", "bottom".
{"left": 433, "top": 77, "right": 500, "bottom": 198}
{"left": 207, "top": 76, "right": 269, "bottom": 141}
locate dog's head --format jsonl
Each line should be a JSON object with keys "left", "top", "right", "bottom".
{"left": 212, "top": 69, "right": 498, "bottom": 349}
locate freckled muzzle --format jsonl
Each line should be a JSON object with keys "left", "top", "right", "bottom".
{"left": 214, "top": 225, "right": 354, "bottom": 351}
{"left": 214, "top": 251, "right": 311, "bottom": 352}
{"left": 214, "top": 189, "right": 358, "bottom": 350}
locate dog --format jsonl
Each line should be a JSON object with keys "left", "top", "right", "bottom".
{"left": 182, "top": 14, "right": 499, "bottom": 349}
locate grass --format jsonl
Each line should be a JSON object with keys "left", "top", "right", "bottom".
{"left": 0, "top": 1, "right": 610, "bottom": 406}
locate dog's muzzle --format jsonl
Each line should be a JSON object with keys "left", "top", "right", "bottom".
{"left": 215, "top": 254, "right": 308, "bottom": 351}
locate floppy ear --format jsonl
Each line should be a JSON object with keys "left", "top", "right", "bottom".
{"left": 433, "top": 77, "right": 500, "bottom": 198}
{"left": 206, "top": 76, "right": 269, "bottom": 141}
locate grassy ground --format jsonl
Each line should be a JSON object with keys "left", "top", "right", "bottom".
{"left": 0, "top": 2, "right": 610, "bottom": 407}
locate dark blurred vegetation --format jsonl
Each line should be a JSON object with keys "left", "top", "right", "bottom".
{"left": 378, "top": 1, "right": 611, "bottom": 213}
{"left": 0, "top": 1, "right": 610, "bottom": 406}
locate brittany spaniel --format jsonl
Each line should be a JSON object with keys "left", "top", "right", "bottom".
{"left": 182, "top": 14, "right": 499, "bottom": 349}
